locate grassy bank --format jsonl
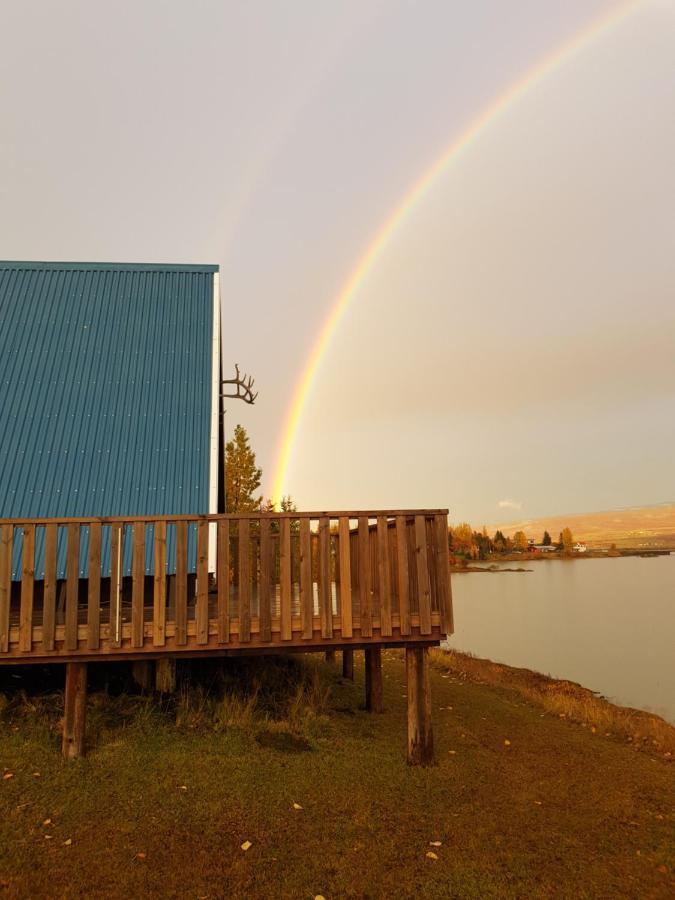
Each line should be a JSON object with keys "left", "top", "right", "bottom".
{"left": 1, "top": 652, "right": 673, "bottom": 898}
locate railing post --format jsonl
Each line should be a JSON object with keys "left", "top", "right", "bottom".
{"left": 406, "top": 646, "right": 434, "bottom": 766}
{"left": 342, "top": 648, "right": 354, "bottom": 680}
{"left": 62, "top": 662, "right": 87, "bottom": 760}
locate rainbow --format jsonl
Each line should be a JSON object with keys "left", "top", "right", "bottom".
{"left": 271, "top": 0, "right": 642, "bottom": 506}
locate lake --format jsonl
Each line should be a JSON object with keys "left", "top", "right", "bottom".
{"left": 445, "top": 555, "right": 675, "bottom": 723}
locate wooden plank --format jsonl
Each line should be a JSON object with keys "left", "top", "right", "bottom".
{"left": 259, "top": 518, "right": 272, "bottom": 642}
{"left": 175, "top": 521, "right": 188, "bottom": 646}
{"left": 109, "top": 524, "right": 122, "bottom": 648}
{"left": 299, "top": 518, "right": 313, "bottom": 639}
{"left": 318, "top": 516, "right": 332, "bottom": 639}
{"left": 279, "top": 518, "right": 292, "bottom": 641}
{"left": 131, "top": 522, "right": 145, "bottom": 648}
{"left": 153, "top": 521, "right": 167, "bottom": 646}
{"left": 414, "top": 516, "right": 432, "bottom": 635}
{"left": 406, "top": 646, "right": 433, "bottom": 766}
{"left": 217, "top": 519, "right": 230, "bottom": 642}
{"left": 238, "top": 518, "right": 251, "bottom": 642}
{"left": 338, "top": 517, "right": 352, "bottom": 638}
{"left": 87, "top": 523, "right": 102, "bottom": 650}
{"left": 0, "top": 525, "right": 13, "bottom": 653}
{"left": 42, "top": 523, "right": 58, "bottom": 651}
{"left": 357, "top": 517, "right": 372, "bottom": 637}
{"left": 396, "top": 516, "right": 411, "bottom": 636}
{"left": 19, "top": 525, "right": 35, "bottom": 652}
{"left": 434, "top": 514, "right": 453, "bottom": 635}
{"left": 65, "top": 524, "right": 80, "bottom": 652}
{"left": 196, "top": 519, "right": 209, "bottom": 645}
{"left": 377, "top": 516, "right": 392, "bottom": 637}
{"left": 342, "top": 647, "right": 354, "bottom": 680}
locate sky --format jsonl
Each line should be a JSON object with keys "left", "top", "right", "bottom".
{"left": 1, "top": 0, "right": 673, "bottom": 524}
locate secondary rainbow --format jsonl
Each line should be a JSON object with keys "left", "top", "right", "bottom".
{"left": 271, "top": 0, "right": 642, "bottom": 506}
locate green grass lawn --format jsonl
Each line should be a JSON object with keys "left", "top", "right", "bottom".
{"left": 1, "top": 652, "right": 673, "bottom": 899}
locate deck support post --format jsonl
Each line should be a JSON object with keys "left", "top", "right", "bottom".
{"left": 62, "top": 662, "right": 87, "bottom": 760}
{"left": 325, "top": 650, "right": 336, "bottom": 664}
{"left": 365, "top": 646, "right": 383, "bottom": 712}
{"left": 406, "top": 646, "right": 433, "bottom": 766}
{"left": 131, "top": 660, "right": 153, "bottom": 692}
{"left": 155, "top": 657, "right": 176, "bottom": 694}
{"left": 342, "top": 648, "right": 354, "bottom": 681}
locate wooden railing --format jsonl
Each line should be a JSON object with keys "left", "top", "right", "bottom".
{"left": 0, "top": 510, "right": 451, "bottom": 662}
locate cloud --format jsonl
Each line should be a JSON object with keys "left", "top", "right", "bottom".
{"left": 498, "top": 499, "right": 522, "bottom": 511}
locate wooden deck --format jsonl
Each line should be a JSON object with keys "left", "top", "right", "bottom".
{"left": 0, "top": 510, "right": 452, "bottom": 664}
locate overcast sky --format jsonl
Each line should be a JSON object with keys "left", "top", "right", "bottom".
{"left": 1, "top": 0, "right": 673, "bottom": 523}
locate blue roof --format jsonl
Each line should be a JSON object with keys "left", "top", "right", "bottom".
{"left": 0, "top": 261, "right": 219, "bottom": 578}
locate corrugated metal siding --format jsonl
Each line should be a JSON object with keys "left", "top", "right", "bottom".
{"left": 0, "top": 262, "right": 217, "bottom": 579}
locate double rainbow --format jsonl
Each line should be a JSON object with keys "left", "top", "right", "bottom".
{"left": 271, "top": 1, "right": 641, "bottom": 505}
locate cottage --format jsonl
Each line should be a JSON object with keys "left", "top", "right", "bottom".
{"left": 0, "top": 261, "right": 451, "bottom": 764}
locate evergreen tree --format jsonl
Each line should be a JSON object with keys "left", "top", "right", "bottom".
{"left": 225, "top": 424, "right": 262, "bottom": 512}
{"left": 542, "top": 530, "right": 552, "bottom": 546}
{"left": 513, "top": 530, "right": 528, "bottom": 551}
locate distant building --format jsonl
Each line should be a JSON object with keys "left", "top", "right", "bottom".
{"left": 574, "top": 542, "right": 588, "bottom": 553}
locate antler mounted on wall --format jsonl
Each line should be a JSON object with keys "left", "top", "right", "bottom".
{"left": 221, "top": 363, "right": 258, "bottom": 405}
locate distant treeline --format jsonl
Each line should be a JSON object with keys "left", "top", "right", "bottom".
{"left": 448, "top": 524, "right": 575, "bottom": 560}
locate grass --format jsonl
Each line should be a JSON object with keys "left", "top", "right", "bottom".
{"left": 430, "top": 649, "right": 675, "bottom": 757}
{"left": 0, "top": 651, "right": 673, "bottom": 899}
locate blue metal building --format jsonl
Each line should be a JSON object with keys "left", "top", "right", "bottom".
{"left": 0, "top": 261, "right": 222, "bottom": 578}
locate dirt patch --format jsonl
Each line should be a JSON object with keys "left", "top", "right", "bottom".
{"left": 255, "top": 730, "right": 312, "bottom": 753}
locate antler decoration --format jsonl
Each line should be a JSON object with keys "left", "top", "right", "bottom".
{"left": 221, "top": 363, "right": 258, "bottom": 405}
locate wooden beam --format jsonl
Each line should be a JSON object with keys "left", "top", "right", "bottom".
{"left": 42, "top": 523, "right": 57, "bottom": 651}
{"left": 0, "top": 524, "right": 12, "bottom": 653}
{"left": 155, "top": 657, "right": 176, "bottom": 694}
{"left": 65, "top": 524, "right": 80, "bottom": 652}
{"left": 365, "top": 646, "right": 383, "bottom": 713}
{"left": 196, "top": 520, "right": 209, "bottom": 645}
{"left": 377, "top": 516, "right": 392, "bottom": 637}
{"left": 62, "top": 662, "right": 87, "bottom": 759}
{"left": 217, "top": 519, "right": 230, "bottom": 642}
{"left": 153, "top": 521, "right": 167, "bottom": 647}
{"left": 406, "top": 645, "right": 433, "bottom": 765}
{"left": 279, "top": 518, "right": 292, "bottom": 641}
{"left": 131, "top": 660, "right": 153, "bottom": 692}
{"left": 109, "top": 523, "right": 123, "bottom": 648}
{"left": 131, "top": 522, "right": 146, "bottom": 648}
{"left": 342, "top": 648, "right": 354, "bottom": 680}
{"left": 414, "top": 516, "right": 432, "bottom": 635}
{"left": 175, "top": 521, "right": 188, "bottom": 646}
{"left": 338, "top": 517, "right": 352, "bottom": 638}
{"left": 19, "top": 525, "right": 35, "bottom": 652}
{"left": 299, "top": 518, "right": 313, "bottom": 640}
{"left": 358, "top": 518, "right": 372, "bottom": 637}
{"left": 87, "top": 523, "right": 102, "bottom": 650}
{"left": 238, "top": 518, "right": 251, "bottom": 642}
{"left": 259, "top": 518, "right": 272, "bottom": 643}
{"left": 395, "top": 516, "right": 410, "bottom": 636}
{"left": 318, "top": 517, "right": 332, "bottom": 639}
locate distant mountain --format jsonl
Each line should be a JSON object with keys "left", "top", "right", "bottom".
{"left": 490, "top": 503, "right": 675, "bottom": 549}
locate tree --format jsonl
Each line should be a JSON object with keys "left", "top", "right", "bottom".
{"left": 493, "top": 530, "right": 507, "bottom": 553}
{"left": 225, "top": 424, "right": 262, "bottom": 512}
{"left": 452, "top": 522, "right": 476, "bottom": 557}
{"left": 561, "top": 527, "right": 574, "bottom": 554}
{"left": 513, "top": 530, "right": 528, "bottom": 552}
{"left": 542, "top": 530, "right": 552, "bottom": 546}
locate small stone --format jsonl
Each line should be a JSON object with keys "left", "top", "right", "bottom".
{"left": 241, "top": 840, "right": 252, "bottom": 851}
{"left": 429, "top": 841, "right": 442, "bottom": 847}
{"left": 426, "top": 851, "right": 439, "bottom": 860}
{"left": 504, "top": 739, "right": 511, "bottom": 747}
{"left": 63, "top": 838, "right": 72, "bottom": 846}
{"left": 293, "top": 803, "right": 303, "bottom": 810}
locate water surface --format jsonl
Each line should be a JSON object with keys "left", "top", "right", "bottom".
{"left": 446, "top": 556, "right": 675, "bottom": 722}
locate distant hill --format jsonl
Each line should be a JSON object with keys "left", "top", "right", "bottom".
{"left": 490, "top": 502, "right": 675, "bottom": 549}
